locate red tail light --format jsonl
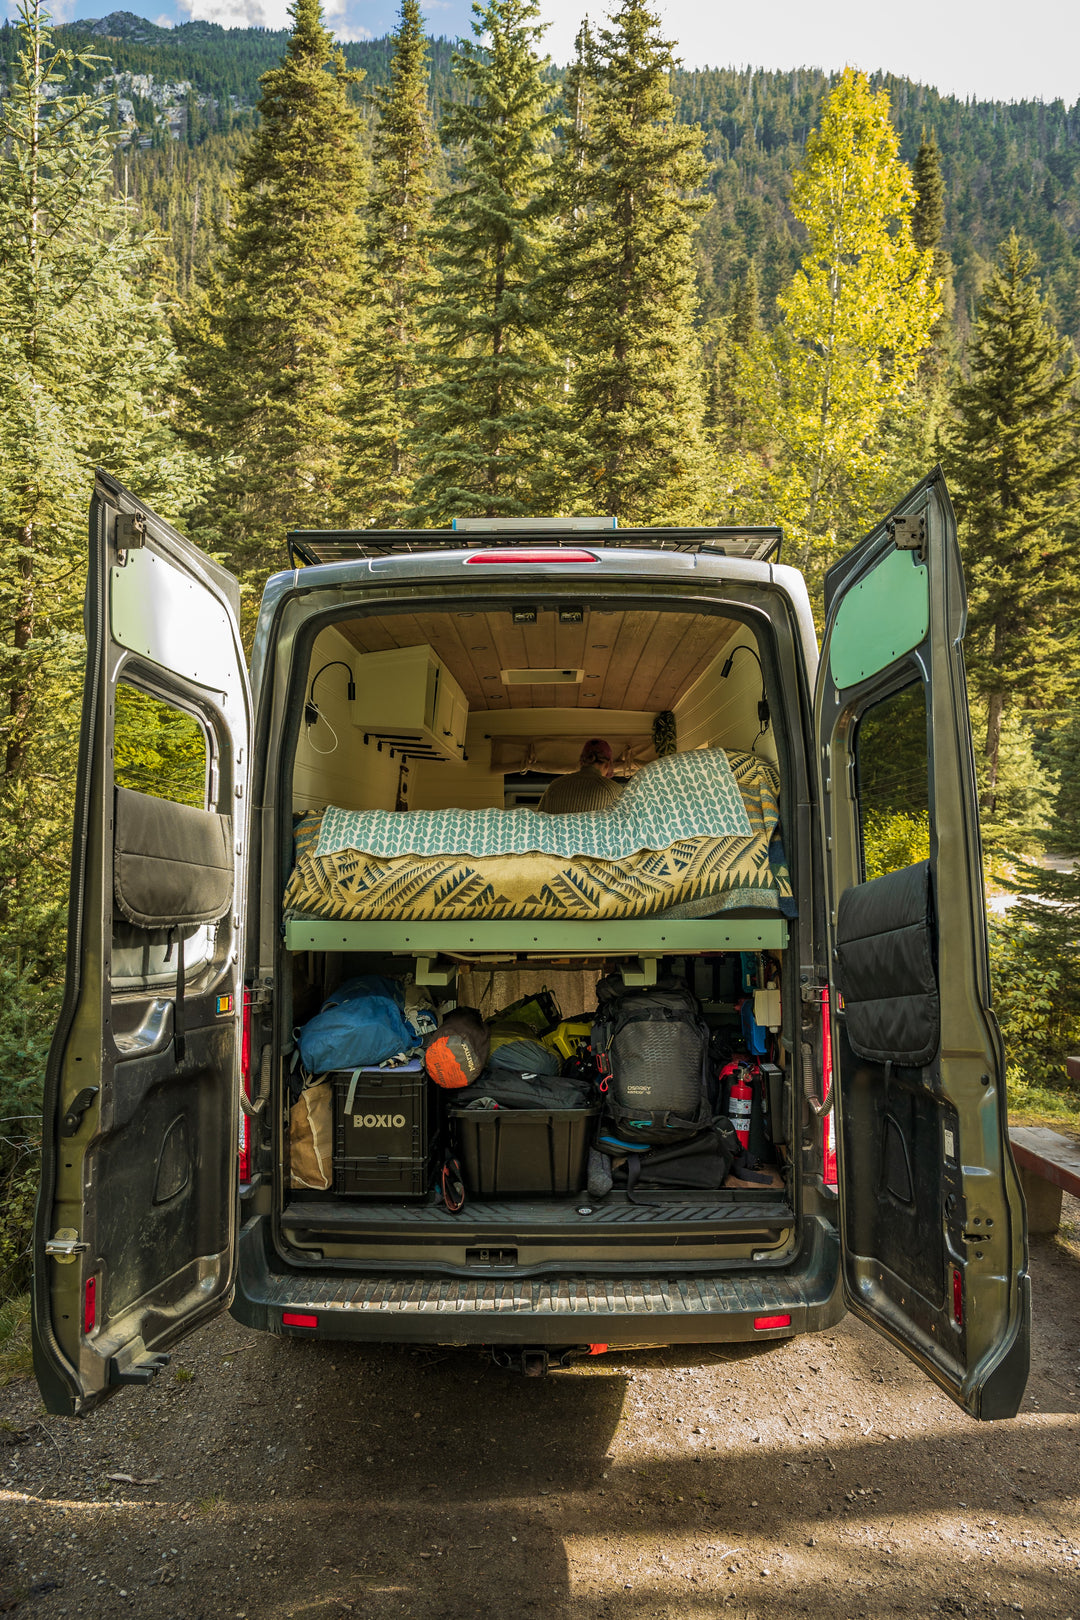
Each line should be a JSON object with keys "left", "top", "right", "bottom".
{"left": 238, "top": 988, "right": 252, "bottom": 1184}
{"left": 754, "top": 1314, "right": 791, "bottom": 1330}
{"left": 463, "top": 549, "right": 598, "bottom": 564}
{"left": 952, "top": 1267, "right": 963, "bottom": 1325}
{"left": 282, "top": 1312, "right": 318, "bottom": 1329}
{"left": 821, "top": 987, "right": 838, "bottom": 1188}
{"left": 84, "top": 1276, "right": 97, "bottom": 1334}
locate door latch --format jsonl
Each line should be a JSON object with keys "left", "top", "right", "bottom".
{"left": 45, "top": 1229, "right": 90, "bottom": 1264}
{"left": 887, "top": 512, "right": 927, "bottom": 561}
{"left": 61, "top": 1086, "right": 99, "bottom": 1137}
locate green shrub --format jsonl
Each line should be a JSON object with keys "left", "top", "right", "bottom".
{"left": 861, "top": 809, "right": 930, "bottom": 881}
{"left": 987, "top": 914, "right": 1079, "bottom": 1088}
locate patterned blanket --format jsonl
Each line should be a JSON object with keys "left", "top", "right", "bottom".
{"left": 284, "top": 751, "right": 793, "bottom": 924}
{"left": 314, "top": 748, "right": 751, "bottom": 860}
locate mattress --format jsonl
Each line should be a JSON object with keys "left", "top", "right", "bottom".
{"left": 284, "top": 750, "right": 794, "bottom": 925}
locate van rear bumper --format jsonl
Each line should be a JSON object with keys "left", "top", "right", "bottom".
{"left": 231, "top": 1214, "right": 844, "bottom": 1347}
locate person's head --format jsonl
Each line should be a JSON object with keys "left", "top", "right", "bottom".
{"left": 580, "top": 738, "right": 614, "bottom": 779}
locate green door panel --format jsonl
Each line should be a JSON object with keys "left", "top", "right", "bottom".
{"left": 829, "top": 548, "right": 929, "bottom": 690}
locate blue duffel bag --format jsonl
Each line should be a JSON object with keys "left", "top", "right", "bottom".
{"left": 296, "top": 976, "right": 414, "bottom": 1075}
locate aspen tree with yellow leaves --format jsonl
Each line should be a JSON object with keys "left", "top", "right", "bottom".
{"left": 736, "top": 68, "right": 941, "bottom": 583}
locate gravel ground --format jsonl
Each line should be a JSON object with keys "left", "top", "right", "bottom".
{"left": 1, "top": 1197, "right": 1078, "bottom": 1620}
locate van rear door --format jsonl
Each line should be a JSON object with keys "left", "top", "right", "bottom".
{"left": 33, "top": 472, "right": 251, "bottom": 1415}
{"left": 814, "top": 468, "right": 1029, "bottom": 1420}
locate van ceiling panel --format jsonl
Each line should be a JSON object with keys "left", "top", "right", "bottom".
{"left": 337, "top": 609, "right": 738, "bottom": 713}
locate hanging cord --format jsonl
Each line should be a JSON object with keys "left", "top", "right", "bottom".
{"left": 307, "top": 710, "right": 339, "bottom": 756}
{"left": 304, "top": 660, "right": 353, "bottom": 756}
{"left": 720, "top": 643, "right": 770, "bottom": 740}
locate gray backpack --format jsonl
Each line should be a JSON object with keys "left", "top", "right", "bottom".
{"left": 591, "top": 973, "right": 712, "bottom": 1148}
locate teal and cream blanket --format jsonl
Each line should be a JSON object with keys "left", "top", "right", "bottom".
{"left": 286, "top": 749, "right": 792, "bottom": 924}
{"left": 314, "top": 748, "right": 751, "bottom": 860}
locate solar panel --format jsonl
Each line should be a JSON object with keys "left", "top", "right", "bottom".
{"left": 286, "top": 522, "right": 783, "bottom": 567}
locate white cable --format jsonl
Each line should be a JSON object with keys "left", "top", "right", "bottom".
{"left": 307, "top": 708, "right": 339, "bottom": 756}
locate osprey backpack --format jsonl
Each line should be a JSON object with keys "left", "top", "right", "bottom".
{"left": 591, "top": 972, "right": 712, "bottom": 1149}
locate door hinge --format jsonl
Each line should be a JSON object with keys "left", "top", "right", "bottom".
{"left": 115, "top": 512, "right": 146, "bottom": 562}
{"left": 887, "top": 511, "right": 927, "bottom": 561}
{"left": 45, "top": 1229, "right": 90, "bottom": 1264}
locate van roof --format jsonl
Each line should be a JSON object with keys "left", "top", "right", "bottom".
{"left": 286, "top": 522, "right": 783, "bottom": 568}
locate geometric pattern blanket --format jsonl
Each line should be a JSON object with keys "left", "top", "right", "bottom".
{"left": 284, "top": 751, "right": 794, "bottom": 924}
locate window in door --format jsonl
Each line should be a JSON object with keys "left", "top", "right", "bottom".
{"left": 855, "top": 680, "right": 930, "bottom": 882}
{"left": 113, "top": 682, "right": 216, "bottom": 983}
{"left": 114, "top": 684, "right": 209, "bottom": 807}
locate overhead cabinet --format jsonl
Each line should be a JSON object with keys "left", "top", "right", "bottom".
{"left": 349, "top": 643, "right": 468, "bottom": 762}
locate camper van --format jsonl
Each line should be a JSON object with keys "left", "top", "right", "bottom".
{"left": 32, "top": 466, "right": 1030, "bottom": 1419}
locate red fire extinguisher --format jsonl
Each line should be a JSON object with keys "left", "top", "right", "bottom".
{"left": 727, "top": 1065, "right": 754, "bottom": 1151}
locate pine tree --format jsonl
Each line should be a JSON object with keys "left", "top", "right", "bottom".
{"left": 177, "top": 0, "right": 367, "bottom": 583}
{"left": 945, "top": 233, "right": 1080, "bottom": 813}
{"left": 741, "top": 69, "right": 941, "bottom": 580}
{"left": 912, "top": 128, "right": 945, "bottom": 255}
{"left": 344, "top": 0, "right": 435, "bottom": 526}
{"left": 407, "top": 0, "right": 557, "bottom": 522}
{"left": 559, "top": 0, "right": 710, "bottom": 524}
{"left": 0, "top": 0, "right": 196, "bottom": 1280}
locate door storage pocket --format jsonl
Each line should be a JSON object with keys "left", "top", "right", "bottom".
{"left": 834, "top": 860, "right": 939, "bottom": 1066}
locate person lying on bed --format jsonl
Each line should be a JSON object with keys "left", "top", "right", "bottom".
{"left": 536, "top": 738, "right": 623, "bottom": 814}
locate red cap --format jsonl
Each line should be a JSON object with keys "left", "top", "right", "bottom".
{"left": 581, "top": 738, "right": 613, "bottom": 763}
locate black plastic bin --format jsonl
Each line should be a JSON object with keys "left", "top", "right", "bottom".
{"left": 333, "top": 1061, "right": 431, "bottom": 1198}
{"left": 450, "top": 1106, "right": 599, "bottom": 1196}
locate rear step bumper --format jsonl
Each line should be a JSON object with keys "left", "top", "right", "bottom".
{"left": 231, "top": 1215, "right": 843, "bottom": 1347}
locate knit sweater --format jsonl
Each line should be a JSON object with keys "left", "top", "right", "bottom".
{"left": 536, "top": 765, "right": 623, "bottom": 815}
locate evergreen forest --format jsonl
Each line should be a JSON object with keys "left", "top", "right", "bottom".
{"left": 0, "top": 0, "right": 1079, "bottom": 1310}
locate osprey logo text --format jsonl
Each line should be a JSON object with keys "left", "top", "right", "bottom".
{"left": 354, "top": 1113, "right": 408, "bottom": 1129}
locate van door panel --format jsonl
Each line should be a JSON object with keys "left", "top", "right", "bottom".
{"left": 815, "top": 468, "right": 1029, "bottom": 1420}
{"left": 32, "top": 473, "right": 251, "bottom": 1416}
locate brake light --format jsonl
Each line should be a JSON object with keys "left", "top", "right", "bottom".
{"left": 282, "top": 1312, "right": 318, "bottom": 1329}
{"left": 952, "top": 1267, "right": 963, "bottom": 1325}
{"left": 84, "top": 1276, "right": 97, "bottom": 1334}
{"left": 821, "top": 987, "right": 838, "bottom": 1188}
{"left": 238, "top": 988, "right": 252, "bottom": 1184}
{"left": 463, "top": 549, "right": 599, "bottom": 564}
{"left": 754, "top": 1314, "right": 792, "bottom": 1330}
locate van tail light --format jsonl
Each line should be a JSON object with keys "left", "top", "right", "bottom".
{"left": 282, "top": 1312, "right": 318, "bottom": 1329}
{"left": 238, "top": 988, "right": 252, "bottom": 1184}
{"left": 821, "top": 987, "right": 838, "bottom": 1188}
{"left": 84, "top": 1276, "right": 97, "bottom": 1334}
{"left": 754, "top": 1313, "right": 791, "bottom": 1331}
{"left": 463, "top": 549, "right": 598, "bottom": 564}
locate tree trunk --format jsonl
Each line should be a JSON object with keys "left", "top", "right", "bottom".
{"left": 983, "top": 689, "right": 1006, "bottom": 816}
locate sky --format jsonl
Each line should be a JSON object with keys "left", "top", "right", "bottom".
{"left": 19, "top": 0, "right": 1080, "bottom": 105}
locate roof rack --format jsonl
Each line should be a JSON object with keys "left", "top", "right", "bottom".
{"left": 286, "top": 522, "right": 783, "bottom": 567}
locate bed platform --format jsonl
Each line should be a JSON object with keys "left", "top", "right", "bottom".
{"left": 283, "top": 916, "right": 788, "bottom": 956}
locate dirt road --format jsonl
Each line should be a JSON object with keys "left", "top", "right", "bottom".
{"left": 2, "top": 1201, "right": 1078, "bottom": 1620}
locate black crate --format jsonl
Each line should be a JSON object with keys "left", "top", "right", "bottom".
{"left": 450, "top": 1107, "right": 599, "bottom": 1196}
{"left": 332, "top": 1062, "right": 431, "bottom": 1198}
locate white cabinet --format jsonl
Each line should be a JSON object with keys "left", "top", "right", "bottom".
{"left": 349, "top": 644, "right": 468, "bottom": 762}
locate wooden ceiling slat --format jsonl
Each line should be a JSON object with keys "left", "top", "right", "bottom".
{"left": 599, "top": 610, "right": 652, "bottom": 709}
{"left": 332, "top": 608, "right": 736, "bottom": 715}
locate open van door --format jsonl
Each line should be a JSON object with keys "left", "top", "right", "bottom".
{"left": 814, "top": 468, "right": 1029, "bottom": 1420}
{"left": 33, "top": 472, "right": 252, "bottom": 1415}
